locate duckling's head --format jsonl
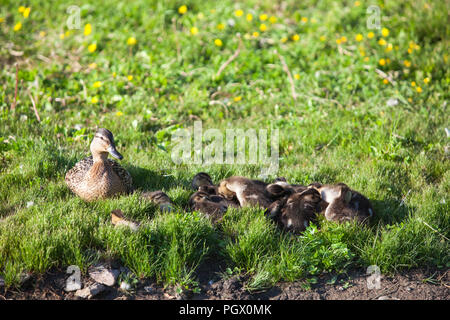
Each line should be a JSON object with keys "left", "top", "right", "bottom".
{"left": 90, "top": 128, "right": 123, "bottom": 160}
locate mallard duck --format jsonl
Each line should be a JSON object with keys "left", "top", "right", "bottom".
{"left": 266, "top": 188, "right": 323, "bottom": 233}
{"left": 309, "top": 183, "right": 374, "bottom": 224}
{"left": 141, "top": 190, "right": 173, "bottom": 212}
{"left": 218, "top": 176, "right": 274, "bottom": 208}
{"left": 65, "top": 128, "right": 133, "bottom": 201}
{"left": 188, "top": 191, "right": 228, "bottom": 223}
{"left": 191, "top": 172, "right": 214, "bottom": 190}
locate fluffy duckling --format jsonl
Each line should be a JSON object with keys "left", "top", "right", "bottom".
{"left": 65, "top": 128, "right": 133, "bottom": 201}
{"left": 266, "top": 177, "right": 307, "bottom": 197}
{"left": 218, "top": 176, "right": 275, "bottom": 208}
{"left": 188, "top": 191, "right": 228, "bottom": 223}
{"left": 191, "top": 172, "right": 214, "bottom": 190}
{"left": 111, "top": 209, "right": 139, "bottom": 231}
{"left": 266, "top": 188, "right": 323, "bottom": 233}
{"left": 309, "top": 183, "right": 374, "bottom": 224}
{"left": 141, "top": 190, "right": 174, "bottom": 212}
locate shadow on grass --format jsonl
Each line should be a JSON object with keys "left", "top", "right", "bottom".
{"left": 370, "top": 198, "right": 413, "bottom": 225}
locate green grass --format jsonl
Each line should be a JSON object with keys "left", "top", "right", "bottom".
{"left": 0, "top": 0, "right": 449, "bottom": 291}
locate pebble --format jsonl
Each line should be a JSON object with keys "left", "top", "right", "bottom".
{"left": 120, "top": 281, "right": 131, "bottom": 291}
{"left": 75, "top": 283, "right": 105, "bottom": 299}
{"left": 89, "top": 264, "right": 119, "bottom": 286}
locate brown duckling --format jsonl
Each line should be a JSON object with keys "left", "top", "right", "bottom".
{"left": 188, "top": 191, "right": 228, "bottom": 223}
{"left": 111, "top": 209, "right": 139, "bottom": 231}
{"left": 218, "top": 176, "right": 274, "bottom": 208}
{"left": 141, "top": 190, "right": 174, "bottom": 212}
{"left": 309, "top": 183, "right": 374, "bottom": 224}
{"left": 191, "top": 172, "right": 214, "bottom": 190}
{"left": 266, "top": 188, "right": 323, "bottom": 233}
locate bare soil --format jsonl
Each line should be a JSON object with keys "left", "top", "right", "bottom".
{"left": 1, "top": 262, "right": 448, "bottom": 300}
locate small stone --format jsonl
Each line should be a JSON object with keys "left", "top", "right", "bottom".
{"left": 143, "top": 286, "right": 154, "bottom": 294}
{"left": 120, "top": 281, "right": 131, "bottom": 291}
{"left": 386, "top": 98, "right": 399, "bottom": 107}
{"left": 89, "top": 264, "right": 119, "bottom": 286}
{"left": 75, "top": 283, "right": 105, "bottom": 299}
{"left": 378, "top": 295, "right": 399, "bottom": 300}
{"left": 26, "top": 201, "right": 34, "bottom": 208}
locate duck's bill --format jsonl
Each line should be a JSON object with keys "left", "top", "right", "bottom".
{"left": 107, "top": 146, "right": 123, "bottom": 160}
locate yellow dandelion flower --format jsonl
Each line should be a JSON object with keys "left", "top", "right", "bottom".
{"left": 93, "top": 81, "right": 102, "bottom": 88}
{"left": 319, "top": 35, "right": 326, "bottom": 42}
{"left": 269, "top": 16, "right": 277, "bottom": 24}
{"left": 367, "top": 31, "right": 374, "bottom": 39}
{"left": 127, "top": 37, "right": 137, "bottom": 46}
{"left": 281, "top": 37, "right": 288, "bottom": 43}
{"left": 385, "top": 43, "right": 393, "bottom": 52}
{"left": 259, "top": 23, "right": 267, "bottom": 32}
{"left": 354, "top": 1, "right": 361, "bottom": 6}
{"left": 234, "top": 96, "right": 242, "bottom": 102}
{"left": 217, "top": 23, "right": 225, "bottom": 30}
{"left": 403, "top": 60, "right": 411, "bottom": 67}
{"left": 178, "top": 5, "right": 187, "bottom": 15}
{"left": 39, "top": 31, "right": 46, "bottom": 37}
{"left": 383, "top": 79, "right": 389, "bottom": 84}
{"left": 292, "top": 34, "right": 300, "bottom": 41}
{"left": 364, "top": 57, "right": 369, "bottom": 62}
{"left": 259, "top": 14, "right": 268, "bottom": 21}
{"left": 214, "top": 38, "right": 223, "bottom": 46}
{"left": 116, "top": 111, "right": 124, "bottom": 116}
{"left": 407, "top": 98, "right": 412, "bottom": 103}
{"left": 355, "top": 34, "right": 363, "bottom": 42}
{"left": 416, "top": 86, "right": 422, "bottom": 93}
{"left": 411, "top": 81, "right": 416, "bottom": 87}
{"left": 91, "top": 97, "right": 99, "bottom": 104}
{"left": 301, "top": 17, "right": 308, "bottom": 23}
{"left": 359, "top": 49, "right": 365, "bottom": 57}
{"left": 23, "top": 7, "right": 31, "bottom": 18}
{"left": 336, "top": 38, "right": 342, "bottom": 45}
{"left": 84, "top": 23, "right": 92, "bottom": 36}
{"left": 340, "top": 36, "right": 347, "bottom": 43}
{"left": 379, "top": 58, "right": 386, "bottom": 66}
{"left": 88, "top": 43, "right": 97, "bottom": 53}
{"left": 0, "top": 17, "right": 4, "bottom": 23}
{"left": 190, "top": 27, "right": 198, "bottom": 35}
{"left": 65, "top": 30, "right": 71, "bottom": 37}
{"left": 89, "top": 63, "right": 97, "bottom": 69}
{"left": 294, "top": 74, "right": 300, "bottom": 80}
{"left": 13, "top": 22, "right": 22, "bottom": 32}
{"left": 18, "top": 6, "right": 25, "bottom": 13}
{"left": 112, "top": 72, "right": 117, "bottom": 78}
{"left": 127, "top": 75, "right": 133, "bottom": 81}
{"left": 252, "top": 31, "right": 259, "bottom": 38}
{"left": 414, "top": 44, "right": 420, "bottom": 50}
{"left": 423, "top": 77, "right": 430, "bottom": 84}
{"left": 59, "top": 33, "right": 65, "bottom": 40}
{"left": 407, "top": 47, "right": 413, "bottom": 54}
{"left": 381, "top": 27, "right": 389, "bottom": 37}
{"left": 235, "top": 9, "right": 243, "bottom": 17}
{"left": 378, "top": 38, "right": 387, "bottom": 46}
{"left": 246, "top": 14, "right": 253, "bottom": 21}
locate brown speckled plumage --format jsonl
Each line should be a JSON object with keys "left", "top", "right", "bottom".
{"left": 65, "top": 128, "right": 133, "bottom": 201}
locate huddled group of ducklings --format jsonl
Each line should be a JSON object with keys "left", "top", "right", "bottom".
{"left": 65, "top": 129, "right": 374, "bottom": 234}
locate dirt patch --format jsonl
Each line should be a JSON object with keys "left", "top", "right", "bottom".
{"left": 1, "top": 264, "right": 448, "bottom": 300}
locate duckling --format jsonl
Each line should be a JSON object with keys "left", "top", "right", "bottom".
{"left": 141, "top": 190, "right": 174, "bottom": 212}
{"left": 188, "top": 191, "right": 228, "bottom": 223}
{"left": 309, "top": 183, "right": 374, "bottom": 223}
{"left": 65, "top": 128, "right": 133, "bottom": 201}
{"left": 191, "top": 172, "right": 214, "bottom": 190}
{"left": 266, "top": 188, "right": 323, "bottom": 234}
{"left": 218, "top": 176, "right": 274, "bottom": 208}
{"left": 266, "top": 177, "right": 307, "bottom": 197}
{"left": 111, "top": 209, "right": 139, "bottom": 231}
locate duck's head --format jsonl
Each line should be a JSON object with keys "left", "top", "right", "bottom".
{"left": 90, "top": 128, "right": 123, "bottom": 160}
